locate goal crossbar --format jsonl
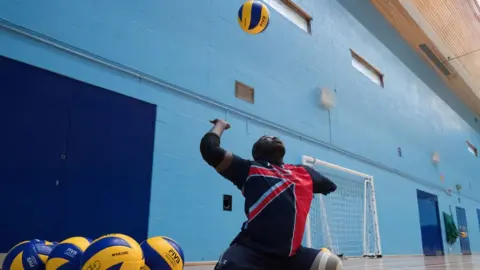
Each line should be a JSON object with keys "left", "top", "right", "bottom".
{"left": 302, "top": 155, "right": 371, "bottom": 179}
{"left": 302, "top": 155, "right": 383, "bottom": 257}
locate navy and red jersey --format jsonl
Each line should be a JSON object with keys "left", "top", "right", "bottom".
{"left": 218, "top": 155, "right": 337, "bottom": 258}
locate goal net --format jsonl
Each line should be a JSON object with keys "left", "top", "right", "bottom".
{"left": 302, "top": 155, "right": 382, "bottom": 258}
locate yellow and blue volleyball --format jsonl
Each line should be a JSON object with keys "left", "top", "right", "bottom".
{"left": 46, "top": 237, "right": 92, "bottom": 270}
{"left": 320, "top": 247, "right": 331, "bottom": 253}
{"left": 80, "top": 233, "right": 144, "bottom": 270}
{"left": 140, "top": 236, "right": 184, "bottom": 270}
{"left": 238, "top": 0, "right": 270, "bottom": 35}
{"left": 2, "top": 240, "right": 56, "bottom": 270}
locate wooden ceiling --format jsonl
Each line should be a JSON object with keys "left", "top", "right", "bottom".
{"left": 371, "top": 0, "right": 480, "bottom": 118}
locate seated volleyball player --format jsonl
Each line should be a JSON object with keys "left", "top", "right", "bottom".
{"left": 200, "top": 119, "right": 343, "bottom": 270}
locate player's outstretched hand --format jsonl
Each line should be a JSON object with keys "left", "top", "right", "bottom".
{"left": 210, "top": 119, "right": 231, "bottom": 130}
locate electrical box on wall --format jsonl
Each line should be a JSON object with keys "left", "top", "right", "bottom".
{"left": 432, "top": 152, "right": 440, "bottom": 164}
{"left": 223, "top": 194, "right": 232, "bottom": 211}
{"left": 319, "top": 87, "right": 335, "bottom": 109}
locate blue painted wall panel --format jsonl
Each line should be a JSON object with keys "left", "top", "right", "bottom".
{"left": 2, "top": 0, "right": 480, "bottom": 261}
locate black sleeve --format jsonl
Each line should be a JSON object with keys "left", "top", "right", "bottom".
{"left": 200, "top": 132, "right": 251, "bottom": 190}
{"left": 218, "top": 155, "right": 251, "bottom": 190}
{"left": 200, "top": 132, "right": 226, "bottom": 168}
{"left": 302, "top": 165, "right": 337, "bottom": 195}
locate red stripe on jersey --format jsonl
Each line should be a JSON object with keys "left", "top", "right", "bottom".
{"left": 249, "top": 166, "right": 282, "bottom": 178}
{"left": 290, "top": 184, "right": 312, "bottom": 256}
{"left": 247, "top": 180, "right": 293, "bottom": 221}
{"left": 277, "top": 165, "right": 313, "bottom": 256}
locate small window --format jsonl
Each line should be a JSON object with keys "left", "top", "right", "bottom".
{"left": 467, "top": 141, "right": 478, "bottom": 157}
{"left": 350, "top": 50, "right": 384, "bottom": 88}
{"left": 235, "top": 81, "right": 254, "bottom": 104}
{"left": 264, "top": 0, "right": 312, "bottom": 34}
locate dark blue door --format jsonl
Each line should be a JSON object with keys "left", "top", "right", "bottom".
{"left": 477, "top": 209, "right": 480, "bottom": 232}
{"left": 0, "top": 57, "right": 71, "bottom": 251}
{"left": 416, "top": 190, "right": 444, "bottom": 256}
{"left": 456, "top": 206, "right": 471, "bottom": 255}
{"left": 0, "top": 56, "right": 156, "bottom": 249}
{"left": 60, "top": 82, "right": 156, "bottom": 242}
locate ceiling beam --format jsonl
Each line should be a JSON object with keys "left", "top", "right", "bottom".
{"left": 370, "top": 0, "right": 480, "bottom": 118}
{"left": 398, "top": 0, "right": 480, "bottom": 100}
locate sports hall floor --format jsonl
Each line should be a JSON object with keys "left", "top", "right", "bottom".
{"left": 185, "top": 255, "right": 480, "bottom": 270}
{"left": 1, "top": 254, "right": 479, "bottom": 269}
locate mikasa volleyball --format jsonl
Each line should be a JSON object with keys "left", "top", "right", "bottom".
{"left": 238, "top": 0, "right": 270, "bottom": 34}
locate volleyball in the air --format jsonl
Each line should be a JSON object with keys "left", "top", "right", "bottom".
{"left": 2, "top": 240, "right": 56, "bottom": 270}
{"left": 46, "top": 237, "right": 92, "bottom": 270}
{"left": 140, "top": 236, "right": 185, "bottom": 270}
{"left": 238, "top": 0, "right": 270, "bottom": 34}
{"left": 80, "top": 233, "right": 144, "bottom": 270}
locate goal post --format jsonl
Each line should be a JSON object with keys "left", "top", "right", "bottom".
{"left": 302, "top": 155, "right": 382, "bottom": 258}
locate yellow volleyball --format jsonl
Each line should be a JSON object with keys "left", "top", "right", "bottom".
{"left": 46, "top": 237, "right": 92, "bottom": 270}
{"left": 80, "top": 234, "right": 144, "bottom": 270}
{"left": 140, "top": 236, "right": 185, "bottom": 270}
{"left": 238, "top": 0, "right": 270, "bottom": 35}
{"left": 2, "top": 240, "right": 56, "bottom": 270}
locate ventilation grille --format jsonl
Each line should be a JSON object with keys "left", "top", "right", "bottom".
{"left": 235, "top": 81, "right": 254, "bottom": 104}
{"left": 418, "top": 44, "right": 451, "bottom": 76}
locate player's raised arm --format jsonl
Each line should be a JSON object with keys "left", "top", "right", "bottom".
{"left": 302, "top": 165, "right": 337, "bottom": 195}
{"left": 200, "top": 119, "right": 251, "bottom": 190}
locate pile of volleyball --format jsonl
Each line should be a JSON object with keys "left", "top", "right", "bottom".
{"left": 2, "top": 233, "right": 184, "bottom": 270}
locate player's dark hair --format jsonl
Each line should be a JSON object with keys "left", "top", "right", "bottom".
{"left": 252, "top": 136, "right": 285, "bottom": 165}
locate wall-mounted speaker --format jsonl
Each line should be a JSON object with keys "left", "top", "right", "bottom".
{"left": 432, "top": 152, "right": 440, "bottom": 164}
{"left": 319, "top": 87, "right": 335, "bottom": 109}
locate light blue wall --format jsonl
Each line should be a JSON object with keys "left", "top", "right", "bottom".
{"left": 2, "top": 0, "right": 480, "bottom": 261}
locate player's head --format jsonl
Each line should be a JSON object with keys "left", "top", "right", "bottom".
{"left": 252, "top": 135, "right": 285, "bottom": 165}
